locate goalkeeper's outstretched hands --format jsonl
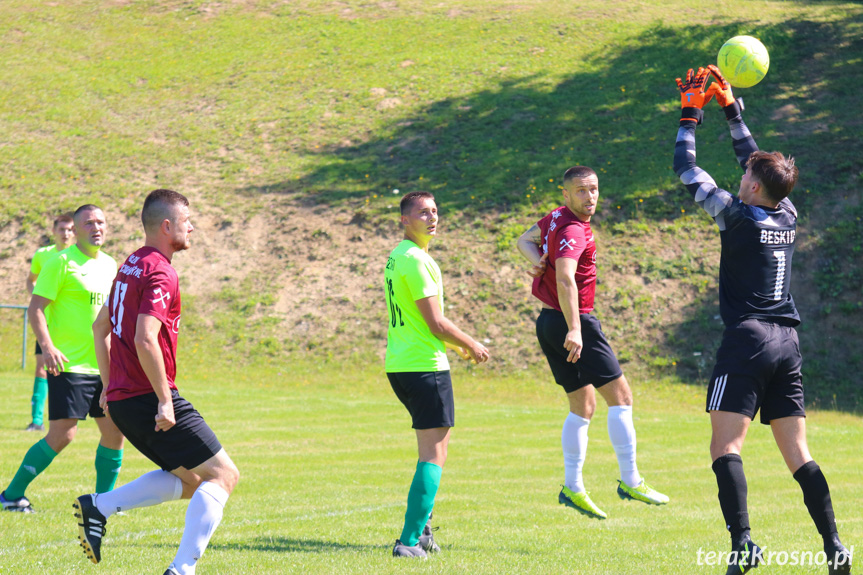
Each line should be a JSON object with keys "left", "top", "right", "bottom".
{"left": 676, "top": 67, "right": 713, "bottom": 125}
{"left": 706, "top": 64, "right": 744, "bottom": 120}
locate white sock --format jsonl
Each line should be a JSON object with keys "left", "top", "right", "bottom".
{"left": 95, "top": 470, "right": 182, "bottom": 518}
{"left": 562, "top": 412, "right": 590, "bottom": 493}
{"left": 607, "top": 405, "right": 641, "bottom": 488}
{"left": 170, "top": 481, "right": 230, "bottom": 575}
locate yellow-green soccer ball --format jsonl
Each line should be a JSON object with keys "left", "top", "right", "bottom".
{"left": 717, "top": 35, "right": 769, "bottom": 88}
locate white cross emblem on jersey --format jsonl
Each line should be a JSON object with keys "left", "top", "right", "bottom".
{"left": 560, "top": 238, "right": 576, "bottom": 251}
{"left": 152, "top": 288, "right": 171, "bottom": 309}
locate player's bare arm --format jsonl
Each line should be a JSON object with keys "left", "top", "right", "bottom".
{"left": 556, "top": 258, "right": 582, "bottom": 363}
{"left": 28, "top": 294, "right": 68, "bottom": 375}
{"left": 415, "top": 296, "right": 489, "bottom": 364}
{"left": 134, "top": 313, "right": 176, "bottom": 431}
{"left": 517, "top": 224, "right": 548, "bottom": 278}
{"left": 93, "top": 305, "right": 113, "bottom": 411}
{"left": 26, "top": 271, "right": 38, "bottom": 294}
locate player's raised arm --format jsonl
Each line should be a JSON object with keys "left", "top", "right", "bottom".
{"left": 673, "top": 67, "right": 736, "bottom": 226}
{"left": 706, "top": 65, "right": 759, "bottom": 170}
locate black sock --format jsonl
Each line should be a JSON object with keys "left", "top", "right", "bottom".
{"left": 792, "top": 460, "right": 838, "bottom": 546}
{"left": 712, "top": 453, "right": 751, "bottom": 546}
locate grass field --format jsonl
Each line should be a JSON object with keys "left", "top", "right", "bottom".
{"left": 1, "top": 365, "right": 860, "bottom": 574}
{"left": 0, "top": 2, "right": 861, "bottom": 571}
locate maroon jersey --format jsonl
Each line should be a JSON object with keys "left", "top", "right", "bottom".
{"left": 105, "top": 246, "right": 181, "bottom": 401}
{"left": 531, "top": 206, "right": 597, "bottom": 313}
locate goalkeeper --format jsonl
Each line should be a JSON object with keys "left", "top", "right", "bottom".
{"left": 674, "top": 66, "right": 852, "bottom": 575}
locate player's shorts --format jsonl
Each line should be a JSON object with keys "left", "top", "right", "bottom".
{"left": 47, "top": 372, "right": 105, "bottom": 420}
{"left": 536, "top": 309, "right": 623, "bottom": 393}
{"left": 387, "top": 371, "right": 454, "bottom": 430}
{"left": 706, "top": 318, "right": 805, "bottom": 424}
{"left": 108, "top": 389, "right": 222, "bottom": 472}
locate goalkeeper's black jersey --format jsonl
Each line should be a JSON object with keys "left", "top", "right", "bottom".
{"left": 673, "top": 116, "right": 800, "bottom": 328}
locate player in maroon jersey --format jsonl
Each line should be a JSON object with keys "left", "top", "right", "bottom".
{"left": 73, "top": 189, "right": 239, "bottom": 575}
{"left": 517, "top": 166, "right": 668, "bottom": 520}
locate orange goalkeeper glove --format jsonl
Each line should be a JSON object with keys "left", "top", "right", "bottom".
{"left": 676, "top": 67, "right": 713, "bottom": 125}
{"left": 706, "top": 64, "right": 744, "bottom": 120}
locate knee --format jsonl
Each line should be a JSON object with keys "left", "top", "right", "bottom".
{"left": 569, "top": 402, "right": 595, "bottom": 420}
{"left": 219, "top": 461, "right": 240, "bottom": 494}
{"left": 568, "top": 393, "right": 595, "bottom": 419}
{"left": 710, "top": 439, "right": 739, "bottom": 462}
{"left": 51, "top": 437, "right": 72, "bottom": 452}
{"left": 611, "top": 377, "right": 633, "bottom": 406}
{"left": 436, "top": 448, "right": 448, "bottom": 468}
{"left": 616, "top": 389, "right": 633, "bottom": 407}
{"left": 46, "top": 426, "right": 76, "bottom": 452}
{"left": 103, "top": 430, "right": 125, "bottom": 449}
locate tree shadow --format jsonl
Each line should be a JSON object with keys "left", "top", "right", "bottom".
{"left": 241, "top": 18, "right": 858, "bottom": 212}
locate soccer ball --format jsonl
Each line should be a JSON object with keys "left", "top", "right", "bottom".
{"left": 717, "top": 35, "right": 769, "bottom": 88}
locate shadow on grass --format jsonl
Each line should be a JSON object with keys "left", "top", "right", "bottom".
{"left": 242, "top": 17, "right": 860, "bottom": 214}
{"left": 207, "top": 537, "right": 381, "bottom": 553}
{"left": 241, "top": 15, "right": 862, "bottom": 409}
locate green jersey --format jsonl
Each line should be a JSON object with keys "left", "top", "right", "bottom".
{"left": 30, "top": 245, "right": 61, "bottom": 276}
{"left": 30, "top": 245, "right": 62, "bottom": 324}
{"left": 33, "top": 245, "right": 117, "bottom": 374}
{"left": 384, "top": 239, "right": 449, "bottom": 372}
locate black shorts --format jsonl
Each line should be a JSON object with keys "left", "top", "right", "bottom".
{"left": 536, "top": 309, "right": 623, "bottom": 393}
{"left": 47, "top": 372, "right": 105, "bottom": 420}
{"left": 35, "top": 340, "right": 42, "bottom": 355}
{"left": 108, "top": 389, "right": 222, "bottom": 472}
{"left": 706, "top": 319, "right": 805, "bottom": 424}
{"left": 387, "top": 371, "right": 454, "bottom": 430}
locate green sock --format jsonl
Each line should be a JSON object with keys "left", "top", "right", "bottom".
{"left": 94, "top": 444, "right": 124, "bottom": 493}
{"left": 5, "top": 439, "right": 57, "bottom": 500}
{"left": 31, "top": 377, "right": 48, "bottom": 426}
{"left": 400, "top": 461, "right": 442, "bottom": 546}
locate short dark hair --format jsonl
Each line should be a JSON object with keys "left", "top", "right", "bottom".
{"left": 746, "top": 151, "right": 798, "bottom": 203}
{"left": 142, "top": 189, "right": 189, "bottom": 232}
{"left": 563, "top": 166, "right": 597, "bottom": 183}
{"left": 73, "top": 204, "right": 103, "bottom": 221}
{"left": 53, "top": 213, "right": 73, "bottom": 228}
{"left": 399, "top": 191, "right": 435, "bottom": 215}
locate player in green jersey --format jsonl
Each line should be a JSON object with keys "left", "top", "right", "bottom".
{"left": 1, "top": 205, "right": 125, "bottom": 513}
{"left": 385, "top": 191, "right": 490, "bottom": 558}
{"left": 24, "top": 213, "right": 75, "bottom": 432}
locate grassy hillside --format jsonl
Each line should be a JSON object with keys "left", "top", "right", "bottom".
{"left": 0, "top": 0, "right": 861, "bottom": 408}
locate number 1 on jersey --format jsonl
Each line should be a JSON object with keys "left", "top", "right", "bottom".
{"left": 110, "top": 281, "right": 129, "bottom": 337}
{"left": 772, "top": 250, "right": 787, "bottom": 301}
